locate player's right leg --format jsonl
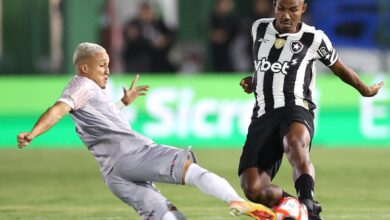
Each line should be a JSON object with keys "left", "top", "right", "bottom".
{"left": 105, "top": 173, "right": 185, "bottom": 220}
{"left": 280, "top": 107, "right": 322, "bottom": 220}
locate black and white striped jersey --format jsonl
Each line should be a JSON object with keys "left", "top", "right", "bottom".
{"left": 251, "top": 18, "right": 338, "bottom": 117}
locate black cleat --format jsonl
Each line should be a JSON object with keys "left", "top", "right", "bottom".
{"left": 301, "top": 199, "right": 322, "bottom": 220}
{"left": 284, "top": 217, "right": 296, "bottom": 220}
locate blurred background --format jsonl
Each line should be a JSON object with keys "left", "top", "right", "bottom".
{"left": 1, "top": 0, "right": 389, "bottom": 75}
{"left": 0, "top": 0, "right": 389, "bottom": 148}
{"left": 0, "top": 1, "right": 390, "bottom": 219}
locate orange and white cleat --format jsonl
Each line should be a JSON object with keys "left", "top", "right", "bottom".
{"left": 228, "top": 201, "right": 276, "bottom": 220}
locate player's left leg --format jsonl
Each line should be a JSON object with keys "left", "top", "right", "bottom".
{"left": 282, "top": 119, "right": 322, "bottom": 220}
{"left": 283, "top": 122, "right": 314, "bottom": 181}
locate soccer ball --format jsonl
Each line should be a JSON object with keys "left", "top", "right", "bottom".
{"left": 273, "top": 197, "right": 308, "bottom": 220}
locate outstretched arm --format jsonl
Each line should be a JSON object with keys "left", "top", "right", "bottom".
{"left": 17, "top": 101, "right": 71, "bottom": 148}
{"left": 118, "top": 74, "right": 149, "bottom": 108}
{"left": 330, "top": 59, "right": 384, "bottom": 97}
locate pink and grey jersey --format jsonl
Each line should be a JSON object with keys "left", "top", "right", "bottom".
{"left": 251, "top": 18, "right": 339, "bottom": 117}
{"left": 58, "top": 75, "right": 154, "bottom": 176}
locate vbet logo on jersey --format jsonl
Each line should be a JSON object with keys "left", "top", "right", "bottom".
{"left": 254, "top": 57, "right": 291, "bottom": 75}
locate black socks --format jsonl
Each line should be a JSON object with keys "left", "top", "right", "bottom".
{"left": 295, "top": 174, "right": 314, "bottom": 201}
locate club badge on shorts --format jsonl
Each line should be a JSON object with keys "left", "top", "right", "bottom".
{"left": 274, "top": 38, "right": 286, "bottom": 49}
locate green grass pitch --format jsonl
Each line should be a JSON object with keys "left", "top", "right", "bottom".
{"left": 1, "top": 148, "right": 390, "bottom": 219}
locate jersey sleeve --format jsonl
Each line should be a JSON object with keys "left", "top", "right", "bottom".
{"left": 315, "top": 31, "right": 339, "bottom": 66}
{"left": 58, "top": 78, "right": 92, "bottom": 110}
{"left": 251, "top": 18, "right": 270, "bottom": 43}
{"left": 251, "top": 19, "right": 262, "bottom": 42}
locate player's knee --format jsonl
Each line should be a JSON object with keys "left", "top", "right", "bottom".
{"left": 285, "top": 138, "right": 310, "bottom": 160}
{"left": 284, "top": 124, "right": 311, "bottom": 153}
{"left": 242, "top": 184, "right": 260, "bottom": 202}
{"left": 247, "top": 189, "right": 273, "bottom": 206}
{"left": 181, "top": 160, "right": 193, "bottom": 184}
{"left": 241, "top": 183, "right": 270, "bottom": 204}
{"left": 284, "top": 135, "right": 308, "bottom": 152}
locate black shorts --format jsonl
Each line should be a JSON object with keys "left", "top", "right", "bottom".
{"left": 238, "top": 106, "right": 315, "bottom": 179}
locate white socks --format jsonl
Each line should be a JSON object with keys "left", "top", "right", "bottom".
{"left": 184, "top": 163, "right": 244, "bottom": 203}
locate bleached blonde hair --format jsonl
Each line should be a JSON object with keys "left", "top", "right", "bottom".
{"left": 73, "top": 42, "right": 105, "bottom": 65}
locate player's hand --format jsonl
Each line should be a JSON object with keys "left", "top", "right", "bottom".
{"left": 361, "top": 81, "right": 384, "bottom": 97}
{"left": 240, "top": 76, "right": 254, "bottom": 94}
{"left": 17, "top": 132, "right": 32, "bottom": 148}
{"left": 121, "top": 74, "right": 149, "bottom": 106}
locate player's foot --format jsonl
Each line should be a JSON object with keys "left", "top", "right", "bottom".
{"left": 301, "top": 199, "right": 322, "bottom": 220}
{"left": 228, "top": 200, "right": 276, "bottom": 220}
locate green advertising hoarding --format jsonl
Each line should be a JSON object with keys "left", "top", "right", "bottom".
{"left": 0, "top": 74, "right": 389, "bottom": 148}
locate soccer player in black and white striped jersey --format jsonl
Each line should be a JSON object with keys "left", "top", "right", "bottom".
{"left": 238, "top": 0, "right": 384, "bottom": 219}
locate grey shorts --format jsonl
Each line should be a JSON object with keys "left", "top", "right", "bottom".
{"left": 104, "top": 144, "right": 196, "bottom": 219}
